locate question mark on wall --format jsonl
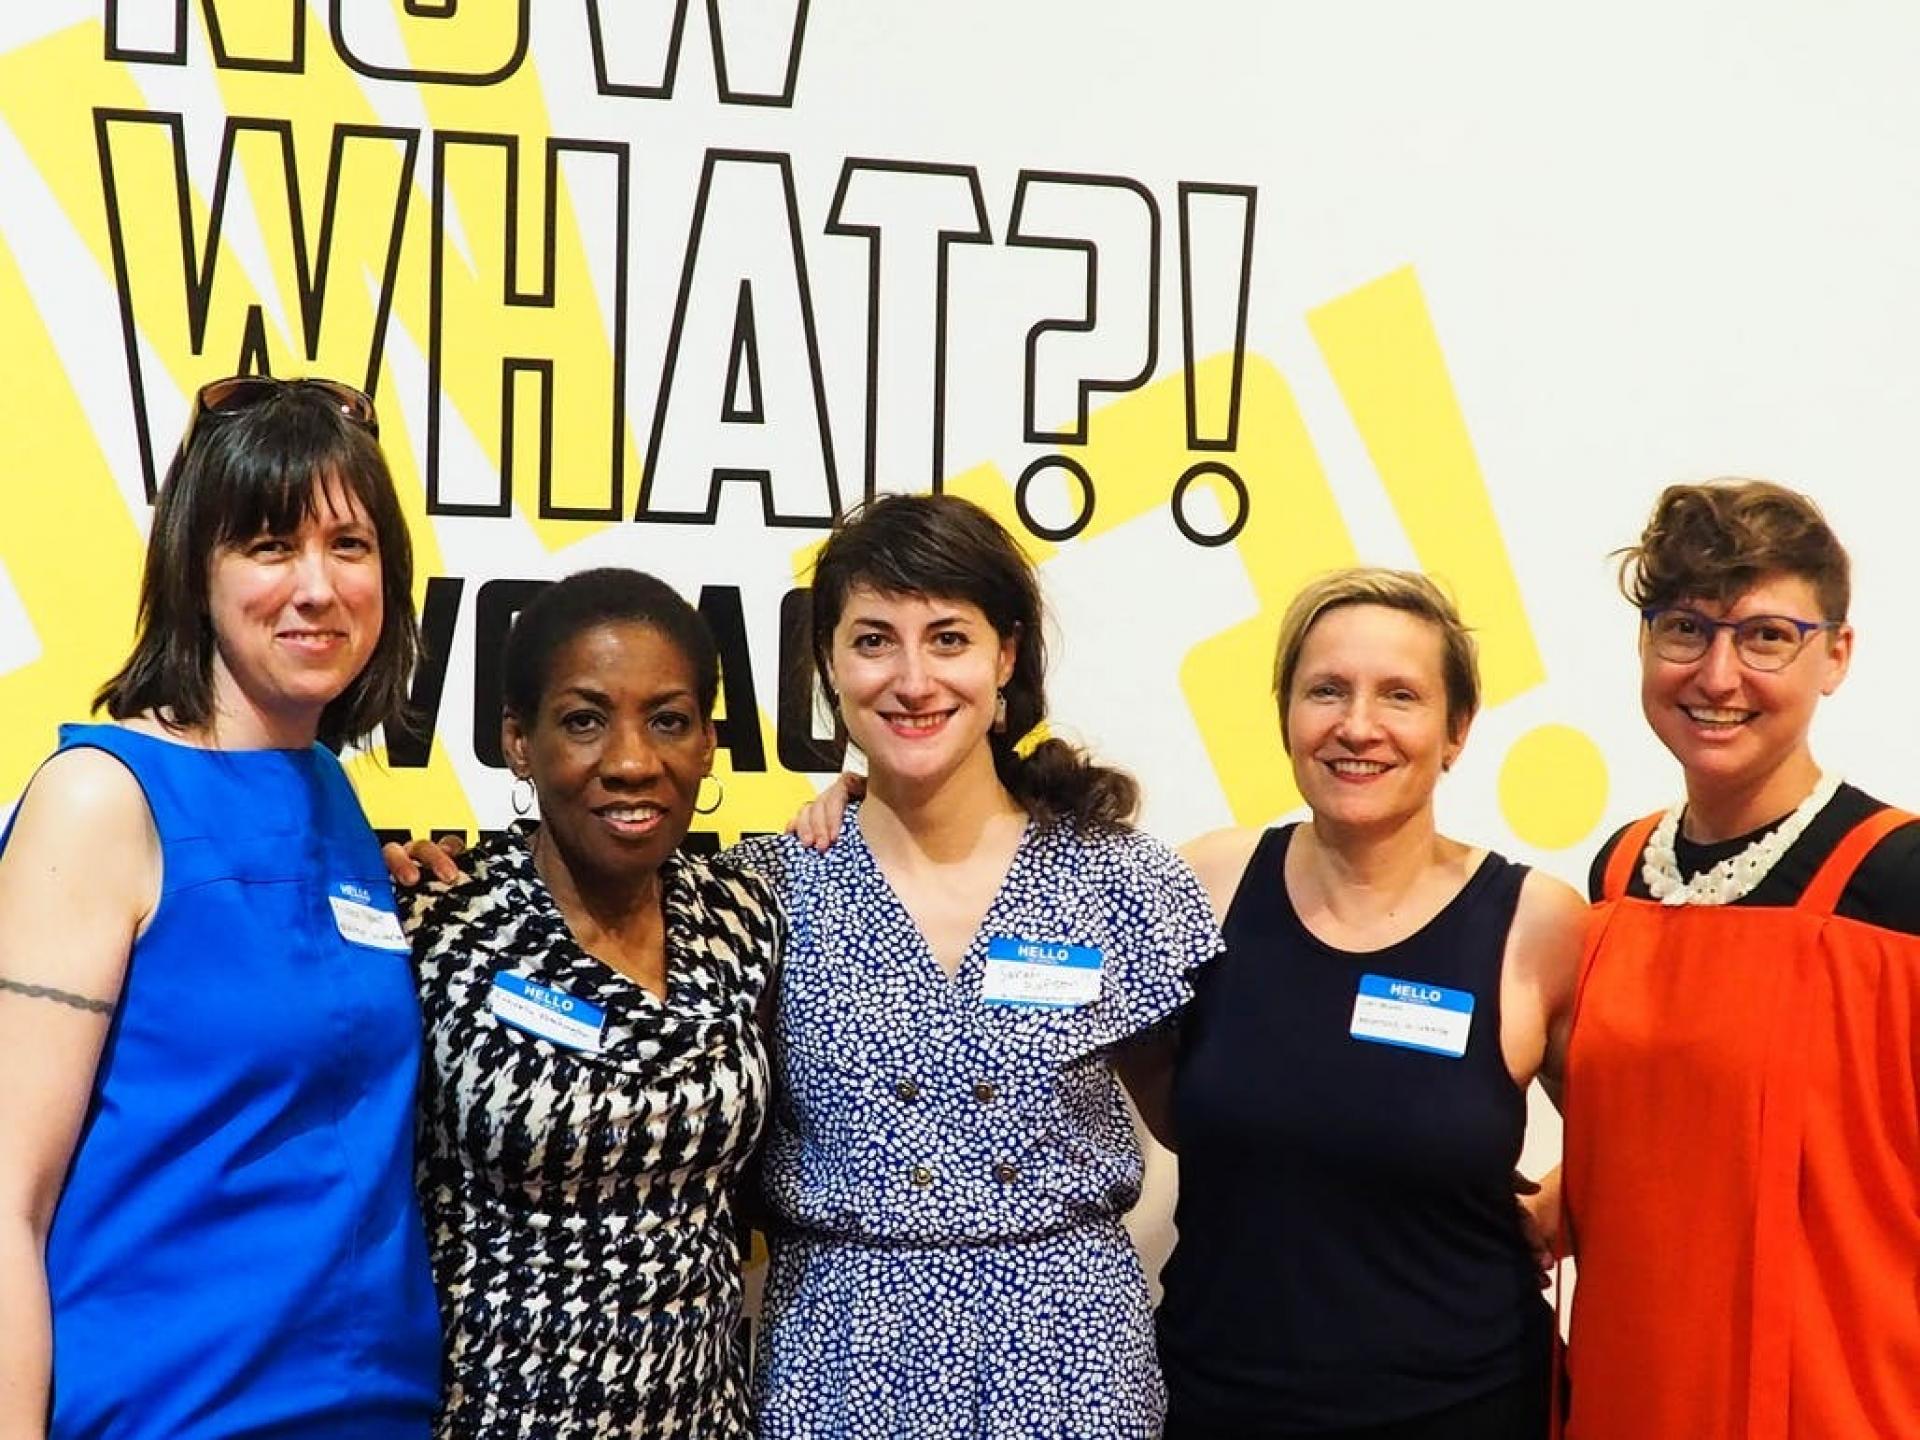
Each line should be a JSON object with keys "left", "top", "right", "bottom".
{"left": 1006, "top": 170, "right": 1160, "bottom": 542}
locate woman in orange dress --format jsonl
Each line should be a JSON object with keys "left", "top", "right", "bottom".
{"left": 1563, "top": 478, "right": 1920, "bottom": 1439}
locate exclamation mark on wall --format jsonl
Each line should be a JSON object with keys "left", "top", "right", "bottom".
{"left": 1171, "top": 183, "right": 1257, "bottom": 546}
{"left": 1307, "top": 267, "right": 1607, "bottom": 849}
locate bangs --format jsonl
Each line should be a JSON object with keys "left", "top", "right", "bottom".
{"left": 199, "top": 405, "right": 386, "bottom": 548}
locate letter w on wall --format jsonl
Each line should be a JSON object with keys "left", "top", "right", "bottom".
{"left": 94, "top": 110, "right": 416, "bottom": 499}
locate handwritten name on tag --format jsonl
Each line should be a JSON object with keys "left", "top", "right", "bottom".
{"left": 981, "top": 935, "right": 1104, "bottom": 1009}
{"left": 488, "top": 972, "right": 607, "bottom": 1053}
{"left": 328, "top": 881, "right": 409, "bottom": 953}
{"left": 1349, "top": 973, "right": 1474, "bottom": 1058}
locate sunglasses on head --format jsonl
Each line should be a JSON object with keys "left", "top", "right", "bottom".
{"left": 180, "top": 375, "right": 380, "bottom": 454}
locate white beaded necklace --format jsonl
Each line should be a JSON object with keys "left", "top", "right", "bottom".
{"left": 1640, "top": 771, "right": 1842, "bottom": 907}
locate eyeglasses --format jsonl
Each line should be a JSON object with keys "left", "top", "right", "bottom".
{"left": 1640, "top": 606, "right": 1840, "bottom": 672}
{"left": 180, "top": 375, "right": 379, "bottom": 453}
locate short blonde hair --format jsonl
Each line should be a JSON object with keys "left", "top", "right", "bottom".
{"left": 1271, "top": 567, "right": 1480, "bottom": 751}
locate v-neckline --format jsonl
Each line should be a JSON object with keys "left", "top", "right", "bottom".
{"left": 845, "top": 803, "right": 1037, "bottom": 989}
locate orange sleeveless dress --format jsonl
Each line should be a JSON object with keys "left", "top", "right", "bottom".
{"left": 1563, "top": 807, "right": 1920, "bottom": 1440}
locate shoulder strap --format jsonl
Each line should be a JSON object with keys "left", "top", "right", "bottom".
{"left": 1601, "top": 813, "right": 1663, "bottom": 901}
{"left": 1220, "top": 825, "right": 1293, "bottom": 934}
{"left": 1797, "top": 806, "right": 1919, "bottom": 916}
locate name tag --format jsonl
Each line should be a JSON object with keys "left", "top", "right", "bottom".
{"left": 327, "top": 881, "right": 409, "bottom": 953}
{"left": 488, "top": 972, "right": 606, "bottom": 1054}
{"left": 1349, "top": 972, "right": 1474, "bottom": 1058}
{"left": 981, "top": 935, "right": 1104, "bottom": 1009}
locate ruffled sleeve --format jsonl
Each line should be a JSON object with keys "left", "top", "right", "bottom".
{"left": 1013, "top": 823, "right": 1224, "bottom": 1060}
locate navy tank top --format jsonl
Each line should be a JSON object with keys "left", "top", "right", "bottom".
{"left": 1157, "top": 824, "right": 1551, "bottom": 1434}
{"left": 4, "top": 725, "right": 440, "bottom": 1437}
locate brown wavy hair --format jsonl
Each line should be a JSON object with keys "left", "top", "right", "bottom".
{"left": 1616, "top": 478, "right": 1850, "bottom": 621}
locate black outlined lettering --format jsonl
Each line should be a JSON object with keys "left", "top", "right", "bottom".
{"left": 1172, "top": 183, "right": 1257, "bottom": 545}
{"left": 1007, "top": 170, "right": 1161, "bottom": 447}
{"left": 104, "top": 0, "right": 188, "bottom": 64}
{"left": 640, "top": 149, "right": 838, "bottom": 528}
{"left": 331, "top": 0, "right": 527, "bottom": 86}
{"left": 388, "top": 576, "right": 467, "bottom": 768}
{"left": 95, "top": 110, "right": 416, "bottom": 498}
{"left": 720, "top": 280, "right": 765, "bottom": 425}
{"left": 586, "top": 0, "right": 807, "bottom": 105}
{"left": 697, "top": 585, "right": 768, "bottom": 773}
{"left": 825, "top": 160, "right": 991, "bottom": 495}
{"left": 204, "top": 0, "right": 304, "bottom": 73}
{"left": 427, "top": 133, "right": 629, "bottom": 519}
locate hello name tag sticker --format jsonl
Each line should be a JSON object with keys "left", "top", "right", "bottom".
{"left": 488, "top": 972, "right": 607, "bottom": 1054}
{"left": 327, "top": 881, "right": 409, "bottom": 953}
{"left": 1349, "top": 973, "right": 1474, "bottom": 1059}
{"left": 981, "top": 935, "right": 1104, "bottom": 1009}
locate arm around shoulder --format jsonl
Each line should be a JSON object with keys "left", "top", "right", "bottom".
{"left": 0, "top": 747, "right": 159, "bottom": 1432}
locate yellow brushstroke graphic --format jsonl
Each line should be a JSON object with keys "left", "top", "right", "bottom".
{"left": 0, "top": 226, "right": 143, "bottom": 796}
{"left": 1308, "top": 267, "right": 1603, "bottom": 848}
{"left": 1, "top": 17, "right": 473, "bottom": 836}
{"left": 1048, "top": 355, "right": 1358, "bottom": 824}
{"left": 1307, "top": 267, "right": 1543, "bottom": 707}
{"left": 0, "top": 25, "right": 144, "bottom": 284}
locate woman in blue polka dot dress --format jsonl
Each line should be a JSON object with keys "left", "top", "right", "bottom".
{"left": 732, "top": 494, "right": 1221, "bottom": 1439}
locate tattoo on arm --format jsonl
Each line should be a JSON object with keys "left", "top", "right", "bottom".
{"left": 0, "top": 977, "right": 114, "bottom": 1016}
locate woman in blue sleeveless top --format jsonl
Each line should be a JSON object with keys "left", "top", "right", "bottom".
{"left": 0, "top": 377, "right": 440, "bottom": 1437}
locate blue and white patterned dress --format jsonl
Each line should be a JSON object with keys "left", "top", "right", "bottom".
{"left": 730, "top": 803, "right": 1221, "bottom": 1439}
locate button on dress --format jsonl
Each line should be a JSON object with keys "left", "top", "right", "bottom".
{"left": 731, "top": 805, "right": 1221, "bottom": 1439}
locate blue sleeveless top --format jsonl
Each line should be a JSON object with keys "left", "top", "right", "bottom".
{"left": 4, "top": 725, "right": 439, "bottom": 1438}
{"left": 1157, "top": 824, "right": 1551, "bottom": 1434}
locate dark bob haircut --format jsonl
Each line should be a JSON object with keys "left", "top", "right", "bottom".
{"left": 1616, "top": 477, "right": 1851, "bottom": 622}
{"left": 502, "top": 568, "right": 720, "bottom": 724}
{"left": 95, "top": 381, "right": 418, "bottom": 751}
{"left": 807, "top": 492, "right": 1138, "bottom": 830}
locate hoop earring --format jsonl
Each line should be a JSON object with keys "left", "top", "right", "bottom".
{"left": 510, "top": 775, "right": 535, "bottom": 818}
{"left": 992, "top": 688, "right": 1008, "bottom": 735}
{"left": 695, "top": 774, "right": 725, "bottom": 816}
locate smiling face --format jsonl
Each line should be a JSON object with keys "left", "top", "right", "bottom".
{"left": 205, "top": 475, "right": 383, "bottom": 747}
{"left": 1286, "top": 603, "right": 1464, "bottom": 834}
{"left": 505, "top": 621, "right": 716, "bottom": 886}
{"left": 826, "top": 586, "right": 1017, "bottom": 795}
{"left": 1640, "top": 572, "right": 1849, "bottom": 830}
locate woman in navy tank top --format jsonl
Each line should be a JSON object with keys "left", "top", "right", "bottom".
{"left": 1155, "top": 568, "right": 1587, "bottom": 1440}
{"left": 0, "top": 378, "right": 441, "bottom": 1437}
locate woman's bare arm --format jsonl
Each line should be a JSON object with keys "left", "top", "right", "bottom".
{"left": 0, "top": 751, "right": 157, "bottom": 1436}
